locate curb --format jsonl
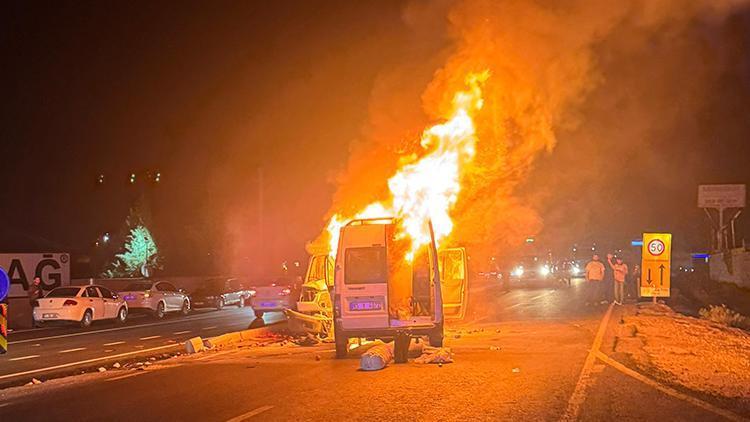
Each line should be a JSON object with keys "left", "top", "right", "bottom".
{"left": 185, "top": 320, "right": 287, "bottom": 353}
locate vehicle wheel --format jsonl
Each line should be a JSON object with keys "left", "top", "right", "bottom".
{"left": 429, "top": 321, "right": 444, "bottom": 348}
{"left": 237, "top": 297, "right": 245, "bottom": 308}
{"left": 333, "top": 323, "right": 347, "bottom": 359}
{"left": 153, "top": 301, "right": 166, "bottom": 319}
{"left": 216, "top": 298, "right": 224, "bottom": 311}
{"left": 181, "top": 300, "right": 190, "bottom": 316}
{"left": 115, "top": 307, "right": 128, "bottom": 324}
{"left": 80, "top": 310, "right": 93, "bottom": 328}
{"left": 394, "top": 334, "right": 411, "bottom": 364}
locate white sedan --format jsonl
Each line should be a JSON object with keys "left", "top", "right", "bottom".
{"left": 33, "top": 285, "right": 128, "bottom": 328}
{"left": 119, "top": 280, "right": 191, "bottom": 319}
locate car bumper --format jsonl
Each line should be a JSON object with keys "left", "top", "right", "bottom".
{"left": 123, "top": 298, "right": 158, "bottom": 311}
{"left": 33, "top": 307, "right": 83, "bottom": 322}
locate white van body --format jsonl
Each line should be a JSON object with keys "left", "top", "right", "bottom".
{"left": 332, "top": 218, "right": 443, "bottom": 360}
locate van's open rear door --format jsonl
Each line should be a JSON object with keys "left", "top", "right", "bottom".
{"left": 439, "top": 247, "right": 468, "bottom": 319}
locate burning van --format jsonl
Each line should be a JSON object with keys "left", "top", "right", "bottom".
{"left": 332, "top": 218, "right": 444, "bottom": 362}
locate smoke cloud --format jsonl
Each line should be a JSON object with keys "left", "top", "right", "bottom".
{"left": 315, "top": 0, "right": 749, "bottom": 264}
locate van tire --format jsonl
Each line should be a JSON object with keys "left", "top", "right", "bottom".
{"left": 334, "top": 324, "right": 348, "bottom": 359}
{"left": 394, "top": 334, "right": 410, "bottom": 363}
{"left": 429, "top": 322, "right": 444, "bottom": 348}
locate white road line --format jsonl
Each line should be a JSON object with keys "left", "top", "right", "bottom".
{"left": 59, "top": 347, "right": 86, "bottom": 354}
{"left": 560, "top": 304, "right": 614, "bottom": 422}
{"left": 173, "top": 330, "right": 191, "bottom": 335}
{"left": 202, "top": 326, "right": 217, "bottom": 330}
{"left": 105, "top": 372, "right": 145, "bottom": 382}
{"left": 225, "top": 405, "right": 274, "bottom": 422}
{"left": 103, "top": 341, "right": 126, "bottom": 346}
{"left": 0, "top": 343, "right": 178, "bottom": 381}
{"left": 596, "top": 351, "right": 747, "bottom": 422}
{"left": 8, "top": 355, "right": 40, "bottom": 361}
{"left": 139, "top": 335, "right": 161, "bottom": 341}
{"left": 8, "top": 311, "right": 238, "bottom": 345}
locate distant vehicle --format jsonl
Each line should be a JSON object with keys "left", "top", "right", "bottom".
{"left": 33, "top": 285, "right": 128, "bottom": 328}
{"left": 333, "top": 218, "right": 444, "bottom": 363}
{"left": 119, "top": 280, "right": 190, "bottom": 319}
{"left": 191, "top": 277, "right": 252, "bottom": 310}
{"left": 508, "top": 255, "right": 552, "bottom": 285}
{"left": 249, "top": 278, "right": 294, "bottom": 318}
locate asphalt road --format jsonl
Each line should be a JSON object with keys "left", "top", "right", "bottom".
{"left": 0, "top": 279, "right": 745, "bottom": 421}
{"left": 0, "top": 307, "right": 283, "bottom": 387}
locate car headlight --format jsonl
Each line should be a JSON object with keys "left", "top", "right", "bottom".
{"left": 512, "top": 267, "right": 524, "bottom": 277}
{"left": 571, "top": 266, "right": 581, "bottom": 275}
{"left": 540, "top": 266, "right": 550, "bottom": 276}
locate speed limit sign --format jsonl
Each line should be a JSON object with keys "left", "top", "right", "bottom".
{"left": 647, "top": 239, "right": 665, "bottom": 256}
{"left": 641, "top": 233, "right": 672, "bottom": 298}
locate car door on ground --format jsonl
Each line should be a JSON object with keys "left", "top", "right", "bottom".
{"left": 97, "top": 286, "right": 120, "bottom": 319}
{"left": 85, "top": 286, "right": 105, "bottom": 320}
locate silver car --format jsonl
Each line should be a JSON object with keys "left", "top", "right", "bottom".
{"left": 119, "top": 280, "right": 190, "bottom": 319}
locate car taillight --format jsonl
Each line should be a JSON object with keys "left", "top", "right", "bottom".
{"left": 63, "top": 299, "right": 77, "bottom": 306}
{"left": 143, "top": 290, "right": 151, "bottom": 298}
{"left": 333, "top": 294, "right": 341, "bottom": 319}
{"left": 280, "top": 288, "right": 291, "bottom": 296}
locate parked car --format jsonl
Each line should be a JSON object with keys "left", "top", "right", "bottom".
{"left": 119, "top": 280, "right": 190, "bottom": 318}
{"left": 191, "top": 277, "right": 252, "bottom": 310}
{"left": 249, "top": 278, "right": 294, "bottom": 318}
{"left": 33, "top": 285, "right": 128, "bottom": 328}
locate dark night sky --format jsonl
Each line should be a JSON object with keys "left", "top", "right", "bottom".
{"left": 2, "top": 1, "right": 749, "bottom": 277}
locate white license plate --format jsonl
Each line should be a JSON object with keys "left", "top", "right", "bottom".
{"left": 260, "top": 302, "right": 276, "bottom": 307}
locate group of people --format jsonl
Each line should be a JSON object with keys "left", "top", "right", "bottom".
{"left": 583, "top": 253, "right": 634, "bottom": 305}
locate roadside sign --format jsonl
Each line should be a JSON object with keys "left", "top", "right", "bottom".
{"left": 641, "top": 233, "right": 671, "bottom": 297}
{"left": 698, "top": 184, "right": 746, "bottom": 208}
{"left": 0, "top": 267, "right": 8, "bottom": 354}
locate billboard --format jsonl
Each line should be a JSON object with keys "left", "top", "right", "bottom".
{"left": 698, "top": 184, "right": 746, "bottom": 208}
{"left": 0, "top": 253, "right": 70, "bottom": 299}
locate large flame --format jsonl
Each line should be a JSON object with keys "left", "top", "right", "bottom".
{"left": 325, "top": 71, "right": 489, "bottom": 260}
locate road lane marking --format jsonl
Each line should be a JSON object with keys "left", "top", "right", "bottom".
{"left": 560, "top": 303, "right": 614, "bottom": 422}
{"left": 225, "top": 405, "right": 274, "bottom": 422}
{"left": 506, "top": 291, "right": 555, "bottom": 309}
{"left": 173, "top": 330, "right": 191, "bottom": 335}
{"left": 0, "top": 344, "right": 178, "bottom": 381}
{"left": 59, "top": 348, "right": 86, "bottom": 354}
{"left": 595, "top": 351, "right": 747, "bottom": 422}
{"left": 103, "top": 341, "right": 126, "bottom": 346}
{"left": 8, "top": 310, "right": 250, "bottom": 345}
{"left": 139, "top": 335, "right": 161, "bottom": 341}
{"left": 8, "top": 355, "right": 40, "bottom": 361}
{"left": 106, "top": 372, "right": 145, "bottom": 382}
{"left": 202, "top": 326, "right": 217, "bottom": 330}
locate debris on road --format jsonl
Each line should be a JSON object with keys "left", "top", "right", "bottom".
{"left": 185, "top": 337, "right": 205, "bottom": 354}
{"left": 414, "top": 346, "right": 453, "bottom": 364}
{"left": 112, "top": 362, "right": 121, "bottom": 369}
{"left": 360, "top": 342, "right": 394, "bottom": 371}
{"left": 97, "top": 367, "right": 106, "bottom": 373}
{"left": 489, "top": 346, "right": 501, "bottom": 351}
{"left": 512, "top": 367, "right": 520, "bottom": 373}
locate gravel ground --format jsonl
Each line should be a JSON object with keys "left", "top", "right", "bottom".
{"left": 614, "top": 303, "right": 750, "bottom": 402}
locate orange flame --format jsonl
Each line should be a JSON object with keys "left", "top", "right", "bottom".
{"left": 325, "top": 71, "right": 489, "bottom": 260}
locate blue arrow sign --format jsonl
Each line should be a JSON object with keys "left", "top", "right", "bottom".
{"left": 0, "top": 267, "right": 9, "bottom": 302}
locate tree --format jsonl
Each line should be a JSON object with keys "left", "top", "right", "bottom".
{"left": 103, "top": 197, "right": 163, "bottom": 278}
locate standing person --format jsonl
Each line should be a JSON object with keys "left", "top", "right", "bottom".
{"left": 584, "top": 255, "right": 606, "bottom": 305}
{"left": 28, "top": 276, "right": 43, "bottom": 327}
{"left": 607, "top": 254, "right": 629, "bottom": 305}
{"left": 631, "top": 264, "right": 641, "bottom": 300}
